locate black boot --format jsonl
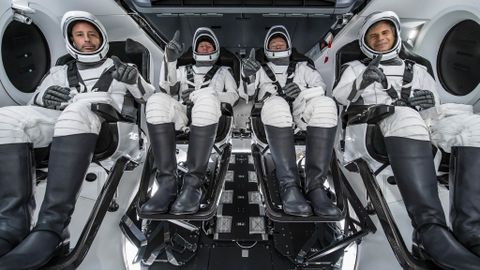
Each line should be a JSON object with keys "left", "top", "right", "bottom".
{"left": 170, "top": 124, "right": 217, "bottom": 215}
{"left": 305, "top": 126, "right": 341, "bottom": 218}
{"left": 140, "top": 123, "right": 178, "bottom": 215}
{"left": 0, "top": 143, "right": 35, "bottom": 257}
{"left": 385, "top": 137, "right": 480, "bottom": 269}
{"left": 0, "top": 134, "right": 97, "bottom": 270}
{"left": 450, "top": 146, "right": 480, "bottom": 257}
{"left": 264, "top": 125, "right": 312, "bottom": 217}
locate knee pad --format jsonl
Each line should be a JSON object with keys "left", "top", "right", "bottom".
{"left": 380, "top": 106, "right": 430, "bottom": 141}
{"left": 0, "top": 106, "right": 31, "bottom": 144}
{"left": 146, "top": 93, "right": 178, "bottom": 124}
{"left": 0, "top": 106, "right": 58, "bottom": 146}
{"left": 261, "top": 96, "right": 292, "bottom": 128}
{"left": 432, "top": 114, "right": 480, "bottom": 151}
{"left": 190, "top": 95, "right": 221, "bottom": 127}
{"left": 303, "top": 96, "right": 338, "bottom": 128}
{"left": 54, "top": 101, "right": 102, "bottom": 136}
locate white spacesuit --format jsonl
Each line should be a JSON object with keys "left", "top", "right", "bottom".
{"left": 241, "top": 25, "right": 340, "bottom": 218}
{"left": 0, "top": 11, "right": 153, "bottom": 270}
{"left": 141, "top": 27, "right": 239, "bottom": 216}
{"left": 332, "top": 11, "right": 480, "bottom": 268}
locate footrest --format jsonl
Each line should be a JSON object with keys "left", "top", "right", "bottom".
{"left": 252, "top": 144, "right": 346, "bottom": 223}
{"left": 137, "top": 144, "right": 232, "bottom": 221}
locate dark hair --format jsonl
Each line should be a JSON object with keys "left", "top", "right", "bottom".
{"left": 367, "top": 20, "right": 396, "bottom": 36}
{"left": 196, "top": 36, "right": 215, "bottom": 50}
{"left": 68, "top": 20, "right": 103, "bottom": 44}
{"left": 268, "top": 33, "right": 288, "bottom": 47}
{"left": 365, "top": 20, "right": 397, "bottom": 45}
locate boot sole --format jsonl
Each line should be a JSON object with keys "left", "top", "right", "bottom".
{"left": 23, "top": 242, "right": 70, "bottom": 270}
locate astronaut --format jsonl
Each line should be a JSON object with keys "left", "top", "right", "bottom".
{"left": 241, "top": 25, "right": 340, "bottom": 218}
{"left": 0, "top": 11, "right": 154, "bottom": 269}
{"left": 333, "top": 10, "right": 480, "bottom": 268}
{"left": 140, "top": 27, "right": 238, "bottom": 215}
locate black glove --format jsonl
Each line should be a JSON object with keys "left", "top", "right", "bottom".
{"left": 112, "top": 56, "right": 139, "bottom": 85}
{"left": 42, "top": 85, "right": 71, "bottom": 110}
{"left": 359, "top": 55, "right": 388, "bottom": 89}
{"left": 242, "top": 48, "right": 261, "bottom": 77}
{"left": 165, "top": 30, "right": 184, "bottom": 62}
{"left": 283, "top": 82, "right": 301, "bottom": 102}
{"left": 409, "top": 89, "right": 436, "bottom": 110}
{"left": 181, "top": 88, "right": 194, "bottom": 105}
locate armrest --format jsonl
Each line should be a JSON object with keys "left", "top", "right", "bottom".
{"left": 220, "top": 102, "right": 233, "bottom": 117}
{"left": 342, "top": 105, "right": 395, "bottom": 126}
{"left": 91, "top": 103, "right": 123, "bottom": 123}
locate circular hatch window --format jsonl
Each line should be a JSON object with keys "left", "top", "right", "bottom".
{"left": 437, "top": 20, "right": 480, "bottom": 96}
{"left": 2, "top": 20, "right": 50, "bottom": 93}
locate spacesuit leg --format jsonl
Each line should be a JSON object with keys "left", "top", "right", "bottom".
{"left": 262, "top": 96, "right": 312, "bottom": 217}
{"left": 0, "top": 106, "right": 60, "bottom": 257}
{"left": 0, "top": 143, "right": 35, "bottom": 257}
{"left": 140, "top": 93, "right": 188, "bottom": 214}
{"left": 0, "top": 101, "right": 101, "bottom": 270}
{"left": 169, "top": 94, "right": 220, "bottom": 215}
{"left": 381, "top": 107, "right": 480, "bottom": 269}
{"left": 450, "top": 146, "right": 480, "bottom": 257}
{"left": 301, "top": 96, "right": 341, "bottom": 217}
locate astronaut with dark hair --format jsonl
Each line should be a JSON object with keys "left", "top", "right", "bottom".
{"left": 0, "top": 11, "right": 154, "bottom": 270}
{"left": 333, "top": 10, "right": 480, "bottom": 269}
{"left": 241, "top": 25, "right": 340, "bottom": 218}
{"left": 140, "top": 27, "right": 238, "bottom": 216}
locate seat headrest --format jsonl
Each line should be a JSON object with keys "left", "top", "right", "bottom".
{"left": 336, "top": 40, "right": 434, "bottom": 78}
{"left": 55, "top": 39, "right": 150, "bottom": 82}
{"left": 254, "top": 47, "right": 315, "bottom": 66}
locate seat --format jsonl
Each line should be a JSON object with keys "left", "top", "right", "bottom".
{"left": 249, "top": 48, "right": 347, "bottom": 222}
{"left": 334, "top": 40, "right": 439, "bottom": 269}
{"left": 40, "top": 38, "right": 150, "bottom": 269}
{"left": 243, "top": 48, "right": 377, "bottom": 267}
{"left": 134, "top": 47, "right": 238, "bottom": 222}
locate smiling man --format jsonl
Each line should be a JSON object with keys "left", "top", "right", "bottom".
{"left": 333, "top": 10, "right": 480, "bottom": 269}
{"left": 0, "top": 10, "right": 154, "bottom": 270}
{"left": 70, "top": 21, "right": 101, "bottom": 52}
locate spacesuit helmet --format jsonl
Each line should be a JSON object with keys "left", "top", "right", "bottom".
{"left": 359, "top": 11, "right": 402, "bottom": 61}
{"left": 192, "top": 27, "right": 220, "bottom": 66}
{"left": 264, "top": 25, "right": 292, "bottom": 62}
{"left": 61, "top": 11, "right": 109, "bottom": 63}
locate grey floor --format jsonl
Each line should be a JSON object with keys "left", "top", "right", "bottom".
{"left": 33, "top": 159, "right": 451, "bottom": 270}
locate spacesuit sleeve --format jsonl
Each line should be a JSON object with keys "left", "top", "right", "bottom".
{"left": 216, "top": 67, "right": 239, "bottom": 106}
{"left": 28, "top": 66, "right": 66, "bottom": 106}
{"left": 332, "top": 64, "right": 360, "bottom": 106}
{"left": 125, "top": 69, "right": 155, "bottom": 103}
{"left": 415, "top": 66, "right": 441, "bottom": 106}
{"left": 159, "top": 58, "right": 181, "bottom": 95}
{"left": 239, "top": 70, "right": 260, "bottom": 101}
{"left": 300, "top": 63, "right": 326, "bottom": 92}
{"left": 296, "top": 63, "right": 326, "bottom": 101}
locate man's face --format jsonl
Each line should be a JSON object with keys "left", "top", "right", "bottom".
{"left": 268, "top": 36, "right": 288, "bottom": 52}
{"left": 197, "top": 41, "right": 214, "bottom": 54}
{"left": 71, "top": 21, "right": 101, "bottom": 53}
{"left": 365, "top": 21, "right": 396, "bottom": 52}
